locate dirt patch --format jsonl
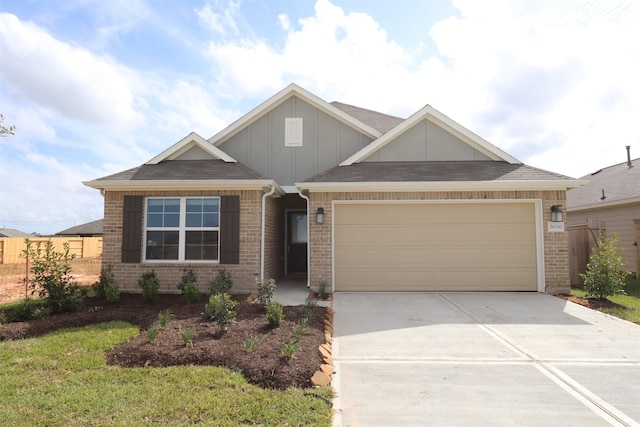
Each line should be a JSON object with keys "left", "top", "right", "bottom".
{"left": 556, "top": 294, "right": 627, "bottom": 310}
{"left": 0, "top": 293, "right": 327, "bottom": 390}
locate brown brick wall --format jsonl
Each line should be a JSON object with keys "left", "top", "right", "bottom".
{"left": 263, "top": 196, "right": 284, "bottom": 280}
{"left": 308, "top": 190, "right": 570, "bottom": 294}
{"left": 103, "top": 189, "right": 263, "bottom": 294}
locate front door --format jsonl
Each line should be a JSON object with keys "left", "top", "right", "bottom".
{"left": 287, "top": 211, "right": 308, "bottom": 273}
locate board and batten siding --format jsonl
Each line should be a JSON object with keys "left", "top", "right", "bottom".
{"left": 218, "top": 96, "right": 373, "bottom": 186}
{"left": 362, "top": 118, "right": 492, "bottom": 162}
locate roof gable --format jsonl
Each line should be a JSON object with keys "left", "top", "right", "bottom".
{"left": 340, "top": 105, "right": 520, "bottom": 166}
{"left": 147, "top": 132, "right": 237, "bottom": 164}
{"left": 209, "top": 83, "right": 382, "bottom": 147}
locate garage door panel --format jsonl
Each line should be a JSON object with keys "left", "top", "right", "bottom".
{"left": 334, "top": 202, "right": 538, "bottom": 292}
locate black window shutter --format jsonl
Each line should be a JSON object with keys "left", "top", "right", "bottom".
{"left": 220, "top": 195, "right": 240, "bottom": 264}
{"left": 122, "top": 195, "right": 143, "bottom": 263}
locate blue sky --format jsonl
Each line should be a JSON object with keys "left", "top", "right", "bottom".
{"left": 0, "top": 0, "right": 638, "bottom": 234}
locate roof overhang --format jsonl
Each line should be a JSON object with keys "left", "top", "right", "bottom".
{"left": 297, "top": 179, "right": 588, "bottom": 193}
{"left": 567, "top": 196, "right": 640, "bottom": 213}
{"left": 208, "top": 83, "right": 382, "bottom": 146}
{"left": 340, "top": 105, "right": 521, "bottom": 166}
{"left": 83, "top": 179, "right": 285, "bottom": 194}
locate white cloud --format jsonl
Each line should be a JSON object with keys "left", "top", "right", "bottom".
{"left": 197, "top": 0, "right": 240, "bottom": 35}
{"left": 0, "top": 13, "right": 140, "bottom": 128}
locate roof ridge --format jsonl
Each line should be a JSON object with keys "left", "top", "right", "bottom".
{"left": 581, "top": 157, "right": 639, "bottom": 178}
{"left": 330, "top": 101, "right": 404, "bottom": 120}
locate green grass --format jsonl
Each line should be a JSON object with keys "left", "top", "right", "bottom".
{"left": 571, "top": 275, "right": 640, "bottom": 324}
{"left": 0, "top": 322, "right": 333, "bottom": 426}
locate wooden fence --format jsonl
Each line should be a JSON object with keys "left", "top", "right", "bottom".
{"left": 0, "top": 237, "right": 103, "bottom": 264}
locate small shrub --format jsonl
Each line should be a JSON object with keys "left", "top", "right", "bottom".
{"left": 138, "top": 270, "right": 159, "bottom": 303}
{"left": 158, "top": 309, "right": 172, "bottom": 328}
{"left": 266, "top": 302, "right": 285, "bottom": 326}
{"left": 182, "top": 282, "right": 200, "bottom": 304}
{"left": 256, "top": 278, "right": 277, "bottom": 304}
{"left": 317, "top": 281, "right": 327, "bottom": 299}
{"left": 178, "top": 269, "right": 198, "bottom": 290}
{"left": 94, "top": 264, "right": 117, "bottom": 300}
{"left": 9, "top": 298, "right": 49, "bottom": 322}
{"left": 204, "top": 293, "right": 237, "bottom": 331}
{"left": 147, "top": 328, "right": 158, "bottom": 341}
{"left": 242, "top": 334, "right": 260, "bottom": 352}
{"left": 281, "top": 341, "right": 298, "bottom": 358}
{"left": 581, "top": 232, "right": 629, "bottom": 299}
{"left": 209, "top": 269, "right": 233, "bottom": 295}
{"left": 304, "top": 298, "right": 317, "bottom": 318}
{"left": 22, "top": 239, "right": 83, "bottom": 314}
{"left": 293, "top": 319, "right": 308, "bottom": 342}
{"left": 104, "top": 282, "right": 120, "bottom": 303}
{"left": 181, "top": 328, "right": 194, "bottom": 347}
{"left": 0, "top": 311, "right": 6, "bottom": 324}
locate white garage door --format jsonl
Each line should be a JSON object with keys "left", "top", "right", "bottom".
{"left": 334, "top": 202, "right": 538, "bottom": 292}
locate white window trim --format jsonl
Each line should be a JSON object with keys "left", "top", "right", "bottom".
{"left": 285, "top": 117, "right": 303, "bottom": 147}
{"left": 144, "top": 196, "right": 220, "bottom": 263}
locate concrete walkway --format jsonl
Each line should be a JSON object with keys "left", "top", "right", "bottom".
{"left": 332, "top": 292, "right": 640, "bottom": 427}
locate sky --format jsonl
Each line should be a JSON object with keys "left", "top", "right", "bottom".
{"left": 0, "top": 0, "right": 638, "bottom": 235}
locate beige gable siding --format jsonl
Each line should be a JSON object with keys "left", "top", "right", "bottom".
{"left": 218, "top": 96, "right": 373, "bottom": 185}
{"left": 568, "top": 203, "right": 640, "bottom": 274}
{"left": 363, "top": 118, "right": 493, "bottom": 162}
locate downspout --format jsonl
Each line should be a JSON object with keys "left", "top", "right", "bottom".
{"left": 297, "top": 188, "right": 311, "bottom": 288}
{"left": 260, "top": 185, "right": 277, "bottom": 282}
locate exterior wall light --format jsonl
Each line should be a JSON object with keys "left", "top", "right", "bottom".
{"left": 551, "top": 205, "right": 564, "bottom": 222}
{"left": 316, "top": 207, "right": 325, "bottom": 224}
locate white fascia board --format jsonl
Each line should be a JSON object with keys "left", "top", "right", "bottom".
{"left": 83, "top": 179, "right": 283, "bottom": 193}
{"left": 340, "top": 105, "right": 520, "bottom": 166}
{"left": 208, "top": 83, "right": 382, "bottom": 146}
{"left": 567, "top": 196, "right": 640, "bottom": 212}
{"left": 297, "top": 179, "right": 587, "bottom": 193}
{"left": 147, "top": 132, "right": 237, "bottom": 164}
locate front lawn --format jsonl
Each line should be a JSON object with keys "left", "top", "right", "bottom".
{"left": 571, "top": 275, "right": 640, "bottom": 324}
{"left": 0, "top": 322, "right": 333, "bottom": 426}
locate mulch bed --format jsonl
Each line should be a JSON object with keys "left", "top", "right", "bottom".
{"left": 0, "top": 293, "right": 327, "bottom": 390}
{"left": 555, "top": 294, "right": 627, "bottom": 310}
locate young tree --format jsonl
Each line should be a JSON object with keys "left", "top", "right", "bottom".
{"left": 581, "top": 232, "right": 629, "bottom": 299}
{"left": 0, "top": 114, "right": 15, "bottom": 136}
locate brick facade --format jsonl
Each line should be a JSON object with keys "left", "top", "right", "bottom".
{"left": 103, "top": 189, "right": 263, "bottom": 294}
{"left": 307, "top": 190, "right": 570, "bottom": 294}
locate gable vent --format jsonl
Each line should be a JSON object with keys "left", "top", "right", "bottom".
{"left": 285, "top": 118, "right": 303, "bottom": 147}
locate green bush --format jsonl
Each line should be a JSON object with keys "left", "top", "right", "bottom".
{"left": 22, "top": 239, "right": 83, "bottom": 314}
{"left": 147, "top": 328, "right": 158, "bottom": 341}
{"left": 266, "top": 302, "right": 285, "bottom": 326}
{"left": 94, "top": 264, "right": 116, "bottom": 300}
{"left": 104, "top": 282, "right": 120, "bottom": 303}
{"left": 582, "top": 232, "right": 629, "bottom": 299}
{"left": 281, "top": 341, "right": 298, "bottom": 358}
{"left": 9, "top": 299, "right": 49, "bottom": 322}
{"left": 204, "top": 293, "right": 237, "bottom": 331}
{"left": 256, "top": 278, "right": 276, "bottom": 304}
{"left": 138, "top": 270, "right": 159, "bottom": 303}
{"left": 158, "top": 309, "right": 172, "bottom": 328}
{"left": 209, "top": 269, "right": 233, "bottom": 295}
{"left": 182, "top": 282, "right": 200, "bottom": 304}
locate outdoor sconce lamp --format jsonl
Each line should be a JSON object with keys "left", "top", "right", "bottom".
{"left": 551, "top": 205, "right": 564, "bottom": 222}
{"left": 316, "top": 207, "right": 325, "bottom": 224}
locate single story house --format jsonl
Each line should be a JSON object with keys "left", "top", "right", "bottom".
{"left": 56, "top": 219, "right": 104, "bottom": 237}
{"left": 567, "top": 149, "right": 639, "bottom": 278}
{"left": 84, "top": 84, "right": 583, "bottom": 294}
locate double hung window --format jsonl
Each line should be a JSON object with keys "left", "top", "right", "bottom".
{"left": 145, "top": 197, "right": 219, "bottom": 261}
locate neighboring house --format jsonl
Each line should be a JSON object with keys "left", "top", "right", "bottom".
{"left": 84, "top": 84, "right": 583, "bottom": 294}
{"left": 567, "top": 151, "right": 640, "bottom": 279}
{"left": 56, "top": 219, "right": 104, "bottom": 237}
{"left": 0, "top": 228, "right": 31, "bottom": 238}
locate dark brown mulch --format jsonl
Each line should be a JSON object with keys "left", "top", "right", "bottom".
{"left": 0, "top": 294, "right": 327, "bottom": 390}
{"left": 556, "top": 294, "right": 627, "bottom": 310}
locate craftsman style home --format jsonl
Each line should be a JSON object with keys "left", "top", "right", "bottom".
{"left": 85, "top": 84, "right": 583, "bottom": 294}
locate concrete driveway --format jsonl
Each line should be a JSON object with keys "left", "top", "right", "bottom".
{"left": 331, "top": 293, "right": 640, "bottom": 427}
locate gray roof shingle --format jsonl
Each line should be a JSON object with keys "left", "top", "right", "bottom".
{"left": 94, "top": 160, "right": 266, "bottom": 182}
{"left": 331, "top": 101, "right": 404, "bottom": 134}
{"left": 0, "top": 228, "right": 31, "bottom": 238}
{"left": 305, "top": 161, "right": 573, "bottom": 183}
{"left": 56, "top": 219, "right": 103, "bottom": 236}
{"left": 567, "top": 158, "right": 640, "bottom": 208}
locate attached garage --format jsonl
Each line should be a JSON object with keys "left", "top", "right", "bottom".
{"left": 333, "top": 201, "right": 541, "bottom": 292}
